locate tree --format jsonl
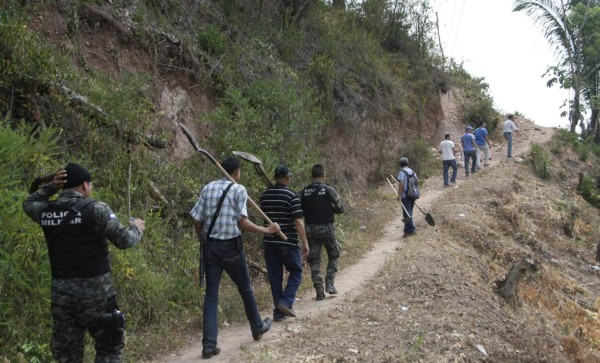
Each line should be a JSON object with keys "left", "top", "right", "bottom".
{"left": 513, "top": 0, "right": 584, "bottom": 133}
{"left": 569, "top": 2, "right": 600, "bottom": 142}
{"left": 333, "top": 0, "right": 346, "bottom": 10}
{"left": 279, "top": 0, "right": 317, "bottom": 26}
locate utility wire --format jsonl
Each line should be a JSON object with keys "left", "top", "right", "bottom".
{"left": 450, "top": 0, "right": 466, "bottom": 58}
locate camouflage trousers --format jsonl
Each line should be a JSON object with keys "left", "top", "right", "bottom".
{"left": 51, "top": 299, "right": 124, "bottom": 363}
{"left": 305, "top": 223, "right": 340, "bottom": 290}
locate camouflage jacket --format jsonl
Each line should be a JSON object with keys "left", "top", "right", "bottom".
{"left": 23, "top": 184, "right": 143, "bottom": 304}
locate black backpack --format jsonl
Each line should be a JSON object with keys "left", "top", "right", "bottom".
{"left": 400, "top": 170, "right": 420, "bottom": 199}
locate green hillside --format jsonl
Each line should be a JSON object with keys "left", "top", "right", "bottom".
{"left": 0, "top": 1, "right": 559, "bottom": 361}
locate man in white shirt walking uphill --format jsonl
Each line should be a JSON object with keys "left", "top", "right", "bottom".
{"left": 503, "top": 114, "right": 521, "bottom": 158}
{"left": 439, "top": 133, "right": 458, "bottom": 187}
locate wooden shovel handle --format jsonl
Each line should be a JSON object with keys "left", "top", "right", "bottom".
{"left": 180, "top": 123, "right": 287, "bottom": 240}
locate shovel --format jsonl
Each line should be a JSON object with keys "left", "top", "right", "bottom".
{"left": 232, "top": 151, "right": 273, "bottom": 188}
{"left": 179, "top": 123, "right": 287, "bottom": 241}
{"left": 386, "top": 177, "right": 435, "bottom": 227}
{"left": 386, "top": 177, "right": 412, "bottom": 224}
{"left": 414, "top": 202, "right": 435, "bottom": 226}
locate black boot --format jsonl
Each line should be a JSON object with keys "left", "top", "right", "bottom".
{"left": 316, "top": 288, "right": 325, "bottom": 300}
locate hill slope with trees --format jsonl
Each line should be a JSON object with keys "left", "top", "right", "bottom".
{"left": 1, "top": 1, "right": 600, "bottom": 362}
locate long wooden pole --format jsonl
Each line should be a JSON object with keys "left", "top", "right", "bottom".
{"left": 179, "top": 123, "right": 287, "bottom": 241}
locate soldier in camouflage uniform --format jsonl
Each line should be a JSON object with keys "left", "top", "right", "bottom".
{"left": 23, "top": 163, "right": 145, "bottom": 363}
{"left": 299, "top": 164, "right": 344, "bottom": 301}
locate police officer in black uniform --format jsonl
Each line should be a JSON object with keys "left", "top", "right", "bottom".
{"left": 23, "top": 163, "right": 145, "bottom": 363}
{"left": 299, "top": 163, "right": 344, "bottom": 300}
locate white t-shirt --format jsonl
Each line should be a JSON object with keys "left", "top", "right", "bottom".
{"left": 439, "top": 140, "right": 456, "bottom": 160}
{"left": 503, "top": 119, "right": 519, "bottom": 133}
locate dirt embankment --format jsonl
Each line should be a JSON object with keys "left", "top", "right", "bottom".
{"left": 156, "top": 99, "right": 600, "bottom": 362}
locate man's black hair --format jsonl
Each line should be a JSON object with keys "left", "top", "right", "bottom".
{"left": 221, "top": 156, "right": 241, "bottom": 175}
{"left": 312, "top": 163, "right": 325, "bottom": 178}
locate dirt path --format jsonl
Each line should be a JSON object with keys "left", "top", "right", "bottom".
{"left": 157, "top": 203, "right": 406, "bottom": 362}
{"left": 158, "top": 114, "right": 553, "bottom": 362}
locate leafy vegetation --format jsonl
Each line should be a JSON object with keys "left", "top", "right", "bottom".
{"left": 530, "top": 142, "right": 552, "bottom": 180}
{"left": 514, "top": 0, "right": 600, "bottom": 141}
{"left": 0, "top": 0, "right": 522, "bottom": 361}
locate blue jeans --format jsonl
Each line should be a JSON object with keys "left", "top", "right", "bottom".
{"left": 504, "top": 132, "right": 513, "bottom": 157}
{"left": 202, "top": 238, "right": 263, "bottom": 350}
{"left": 442, "top": 159, "right": 457, "bottom": 186}
{"left": 401, "top": 197, "right": 416, "bottom": 233}
{"left": 263, "top": 243, "right": 303, "bottom": 319}
{"left": 463, "top": 150, "right": 477, "bottom": 175}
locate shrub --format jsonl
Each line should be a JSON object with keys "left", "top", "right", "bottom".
{"left": 197, "top": 24, "right": 227, "bottom": 55}
{"left": 402, "top": 137, "right": 437, "bottom": 180}
{"left": 0, "top": 121, "right": 63, "bottom": 362}
{"left": 530, "top": 142, "right": 552, "bottom": 180}
{"left": 577, "top": 173, "right": 600, "bottom": 209}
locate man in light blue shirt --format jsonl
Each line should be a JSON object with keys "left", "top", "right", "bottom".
{"left": 461, "top": 125, "right": 477, "bottom": 176}
{"left": 396, "top": 157, "right": 417, "bottom": 237}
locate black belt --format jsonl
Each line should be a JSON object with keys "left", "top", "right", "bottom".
{"left": 207, "top": 237, "right": 239, "bottom": 244}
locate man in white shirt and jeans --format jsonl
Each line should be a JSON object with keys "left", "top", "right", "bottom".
{"left": 439, "top": 133, "right": 458, "bottom": 187}
{"left": 503, "top": 114, "right": 521, "bottom": 158}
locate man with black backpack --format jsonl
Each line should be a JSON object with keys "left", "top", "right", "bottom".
{"left": 396, "top": 157, "right": 419, "bottom": 237}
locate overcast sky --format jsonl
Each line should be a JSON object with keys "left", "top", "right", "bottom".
{"left": 431, "top": 0, "right": 571, "bottom": 128}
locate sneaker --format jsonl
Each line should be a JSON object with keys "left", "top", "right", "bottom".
{"left": 443, "top": 184, "right": 454, "bottom": 188}
{"left": 450, "top": 180, "right": 456, "bottom": 184}
{"left": 403, "top": 231, "right": 416, "bottom": 238}
{"left": 251, "top": 317, "right": 272, "bottom": 341}
{"left": 326, "top": 285, "right": 338, "bottom": 295}
{"left": 316, "top": 289, "right": 325, "bottom": 300}
{"left": 484, "top": 163, "right": 491, "bottom": 166}
{"left": 202, "top": 347, "right": 221, "bottom": 359}
{"left": 276, "top": 304, "right": 296, "bottom": 317}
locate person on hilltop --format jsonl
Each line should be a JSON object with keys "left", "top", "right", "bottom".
{"left": 260, "top": 165, "right": 309, "bottom": 322}
{"left": 23, "top": 163, "right": 146, "bottom": 363}
{"left": 439, "top": 132, "right": 458, "bottom": 187}
{"left": 474, "top": 121, "right": 492, "bottom": 168}
{"left": 299, "top": 163, "right": 345, "bottom": 301}
{"left": 503, "top": 114, "right": 521, "bottom": 158}
{"left": 461, "top": 125, "right": 477, "bottom": 176}
{"left": 190, "top": 156, "right": 280, "bottom": 359}
{"left": 396, "top": 157, "right": 418, "bottom": 237}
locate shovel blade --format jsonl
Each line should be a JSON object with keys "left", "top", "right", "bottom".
{"left": 233, "top": 150, "right": 263, "bottom": 164}
{"left": 425, "top": 213, "right": 435, "bottom": 227}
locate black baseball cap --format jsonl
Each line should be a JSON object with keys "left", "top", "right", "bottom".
{"left": 274, "top": 165, "right": 292, "bottom": 178}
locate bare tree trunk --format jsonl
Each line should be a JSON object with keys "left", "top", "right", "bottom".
{"left": 592, "top": 108, "right": 599, "bottom": 144}
{"left": 569, "top": 90, "right": 582, "bottom": 133}
{"left": 496, "top": 256, "right": 537, "bottom": 307}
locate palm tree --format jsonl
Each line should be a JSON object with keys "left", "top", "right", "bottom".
{"left": 513, "top": 0, "right": 583, "bottom": 133}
